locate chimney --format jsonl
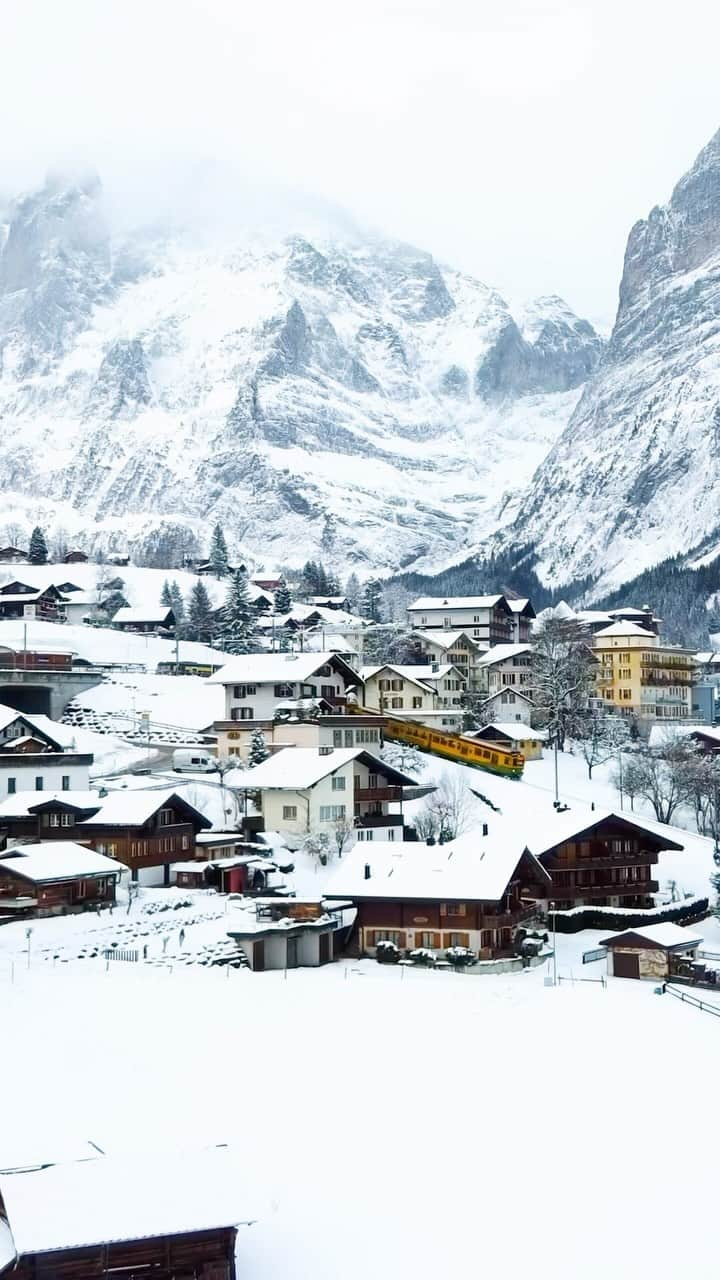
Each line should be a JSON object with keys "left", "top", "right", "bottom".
{"left": 364, "top": 863, "right": 371, "bottom": 880}
{"left": 432, "top": 662, "right": 439, "bottom": 673}
{"left": 482, "top": 822, "right": 488, "bottom": 837}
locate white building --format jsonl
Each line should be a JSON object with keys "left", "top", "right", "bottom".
{"left": 0, "top": 706, "right": 92, "bottom": 798}
{"left": 209, "top": 652, "right": 362, "bottom": 722}
{"left": 412, "top": 629, "right": 486, "bottom": 687}
{"left": 480, "top": 687, "right": 534, "bottom": 725}
{"left": 407, "top": 595, "right": 522, "bottom": 646}
{"left": 240, "top": 746, "right": 418, "bottom": 845}
{"left": 476, "top": 644, "right": 533, "bottom": 696}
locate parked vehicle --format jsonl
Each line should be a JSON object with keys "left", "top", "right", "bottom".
{"left": 172, "top": 749, "right": 217, "bottom": 773}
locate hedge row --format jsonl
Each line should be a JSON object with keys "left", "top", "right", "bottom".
{"left": 551, "top": 897, "right": 710, "bottom": 934}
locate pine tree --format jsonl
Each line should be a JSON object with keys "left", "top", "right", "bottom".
{"left": 169, "top": 581, "right": 186, "bottom": 634}
{"left": 325, "top": 571, "right": 341, "bottom": 595}
{"left": 187, "top": 580, "right": 215, "bottom": 644}
{"left": 345, "top": 572, "right": 361, "bottom": 612}
{"left": 28, "top": 526, "right": 48, "bottom": 565}
{"left": 301, "top": 560, "right": 320, "bottom": 598}
{"left": 209, "top": 523, "right": 230, "bottom": 577}
{"left": 222, "top": 569, "right": 258, "bottom": 653}
{"left": 248, "top": 727, "right": 270, "bottom": 766}
{"left": 361, "top": 578, "right": 383, "bottom": 622}
{"left": 160, "top": 579, "right": 173, "bottom": 607}
{"left": 274, "top": 577, "right": 292, "bottom": 614}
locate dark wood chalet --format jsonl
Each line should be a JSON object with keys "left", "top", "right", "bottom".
{"left": 0, "top": 842, "right": 121, "bottom": 918}
{"left": 0, "top": 583, "right": 66, "bottom": 622}
{"left": 0, "top": 1146, "right": 251, "bottom": 1280}
{"left": 0, "top": 791, "right": 211, "bottom": 881}
{"left": 325, "top": 832, "right": 550, "bottom": 959}
{"left": 527, "top": 812, "right": 683, "bottom": 910}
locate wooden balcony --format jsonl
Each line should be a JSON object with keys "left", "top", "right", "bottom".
{"left": 543, "top": 851, "right": 658, "bottom": 871}
{"left": 355, "top": 813, "right": 404, "bottom": 829}
{"left": 353, "top": 786, "right": 405, "bottom": 803}
{"left": 542, "top": 880, "right": 658, "bottom": 899}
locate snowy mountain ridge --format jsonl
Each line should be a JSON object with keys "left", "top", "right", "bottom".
{"left": 0, "top": 177, "right": 602, "bottom": 573}
{"left": 484, "top": 126, "right": 720, "bottom": 597}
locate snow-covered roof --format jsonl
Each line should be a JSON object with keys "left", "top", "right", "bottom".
{"left": 325, "top": 829, "right": 550, "bottom": 902}
{"left": 242, "top": 746, "right": 416, "bottom": 789}
{"left": 0, "top": 791, "right": 101, "bottom": 818}
{"left": 527, "top": 808, "right": 684, "bottom": 858}
{"left": 414, "top": 629, "right": 483, "bottom": 651}
{"left": 648, "top": 723, "right": 719, "bottom": 748}
{"left": 593, "top": 621, "right": 658, "bottom": 639}
{"left": 387, "top": 664, "right": 458, "bottom": 682}
{"left": 482, "top": 687, "right": 534, "bottom": 705}
{"left": 77, "top": 788, "right": 210, "bottom": 828}
{"left": 0, "top": 1146, "right": 254, "bottom": 1254}
{"left": 600, "top": 922, "right": 703, "bottom": 949}
{"left": 112, "top": 607, "right": 174, "bottom": 625}
{"left": 0, "top": 842, "right": 124, "bottom": 883}
{"left": 360, "top": 664, "right": 435, "bottom": 692}
{"left": 477, "top": 644, "right": 533, "bottom": 668}
{"left": 506, "top": 598, "right": 534, "bottom": 615}
{"left": 210, "top": 651, "right": 359, "bottom": 685}
{"left": 472, "top": 723, "right": 546, "bottom": 742}
{"left": 408, "top": 595, "right": 505, "bottom": 611}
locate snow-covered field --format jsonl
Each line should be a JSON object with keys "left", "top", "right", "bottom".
{"left": 0, "top": 616, "right": 231, "bottom": 671}
{"left": 2, "top": 935, "right": 718, "bottom": 1280}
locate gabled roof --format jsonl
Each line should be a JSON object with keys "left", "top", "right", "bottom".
{"left": 359, "top": 664, "right": 436, "bottom": 694}
{"left": 477, "top": 644, "right": 533, "bottom": 668}
{"left": 414, "top": 629, "right": 484, "bottom": 651}
{"left": 112, "top": 607, "right": 174, "bottom": 625}
{"left": 208, "top": 651, "right": 360, "bottom": 687}
{"left": 0, "top": 705, "right": 70, "bottom": 752}
{"left": 76, "top": 789, "right": 211, "bottom": 830}
{"left": 506, "top": 598, "right": 536, "bottom": 618}
{"left": 593, "top": 621, "right": 657, "bottom": 639}
{"left": 482, "top": 687, "right": 534, "bottom": 706}
{"left": 471, "top": 723, "right": 546, "bottom": 742}
{"left": 408, "top": 595, "right": 510, "bottom": 613}
{"left": 530, "top": 810, "right": 684, "bottom": 858}
{"left": 241, "top": 747, "right": 417, "bottom": 790}
{"left": 0, "top": 791, "right": 101, "bottom": 819}
{"left": 325, "top": 829, "right": 550, "bottom": 903}
{"left": 0, "top": 842, "right": 124, "bottom": 883}
{"left": 599, "top": 923, "right": 703, "bottom": 950}
{"left": 0, "top": 1146, "right": 254, "bottom": 1255}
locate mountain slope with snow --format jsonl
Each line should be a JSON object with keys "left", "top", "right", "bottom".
{"left": 492, "top": 126, "right": 720, "bottom": 594}
{"left": 0, "top": 178, "right": 602, "bottom": 574}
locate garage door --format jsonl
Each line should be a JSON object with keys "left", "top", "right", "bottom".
{"left": 613, "top": 950, "right": 640, "bottom": 979}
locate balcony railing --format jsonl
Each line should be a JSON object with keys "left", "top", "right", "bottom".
{"left": 353, "top": 786, "right": 405, "bottom": 803}
{"left": 543, "top": 851, "right": 658, "bottom": 871}
{"left": 355, "top": 812, "right": 404, "bottom": 829}
{"left": 540, "top": 880, "right": 658, "bottom": 899}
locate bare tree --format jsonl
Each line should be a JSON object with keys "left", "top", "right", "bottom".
{"left": 417, "top": 772, "right": 474, "bottom": 842}
{"left": 531, "top": 620, "right": 596, "bottom": 750}
{"left": 333, "top": 818, "right": 356, "bottom": 858}
{"left": 613, "top": 740, "right": 696, "bottom": 825}
{"left": 575, "top": 712, "right": 630, "bottom": 779}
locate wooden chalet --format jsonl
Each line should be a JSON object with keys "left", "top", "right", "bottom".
{"left": 325, "top": 830, "right": 550, "bottom": 959}
{"left": 62, "top": 549, "right": 89, "bottom": 563}
{"left": 0, "top": 547, "right": 28, "bottom": 564}
{"left": 0, "top": 842, "right": 122, "bottom": 917}
{"left": 0, "top": 582, "right": 66, "bottom": 622}
{"left": 525, "top": 810, "right": 683, "bottom": 910}
{"left": 0, "top": 1145, "right": 253, "bottom": 1280}
{"left": 0, "top": 789, "right": 210, "bottom": 881}
{"left": 111, "top": 606, "right": 176, "bottom": 634}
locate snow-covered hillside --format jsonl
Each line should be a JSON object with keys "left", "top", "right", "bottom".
{"left": 0, "top": 178, "right": 602, "bottom": 575}
{"left": 489, "top": 126, "right": 720, "bottom": 593}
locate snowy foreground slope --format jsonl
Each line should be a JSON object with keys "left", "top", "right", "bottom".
{"left": 493, "top": 125, "right": 720, "bottom": 593}
{"left": 0, "top": 178, "right": 602, "bottom": 573}
{"left": 1, "top": 952, "right": 717, "bottom": 1279}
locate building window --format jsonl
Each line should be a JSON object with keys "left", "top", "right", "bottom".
{"left": 61, "top": 813, "right": 73, "bottom": 827}
{"left": 333, "top": 730, "right": 343, "bottom": 747}
{"left": 320, "top": 804, "right": 346, "bottom": 821}
{"left": 274, "top": 683, "right": 294, "bottom": 698}
{"left": 331, "top": 775, "right": 346, "bottom": 791}
{"left": 232, "top": 684, "right": 256, "bottom": 698}
{"left": 420, "top": 932, "right": 436, "bottom": 948}
{"left": 48, "top": 813, "right": 60, "bottom": 827}
{"left": 158, "top": 808, "right": 173, "bottom": 825}
{"left": 391, "top": 697, "right": 403, "bottom": 709}
{"left": 181, "top": 834, "right": 189, "bottom": 849}
{"left": 412, "top": 696, "right": 422, "bottom": 709}
{"left": 7, "top": 779, "right": 15, "bottom": 794}
{"left": 282, "top": 805, "right": 298, "bottom": 820}
{"left": 60, "top": 775, "right": 70, "bottom": 791}
{"left": 35, "top": 777, "right": 43, "bottom": 791}
{"left": 231, "top": 707, "right": 254, "bottom": 721}
{"left": 345, "top": 730, "right": 354, "bottom": 747}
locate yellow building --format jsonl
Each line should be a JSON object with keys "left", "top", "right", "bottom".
{"left": 592, "top": 622, "right": 695, "bottom": 724}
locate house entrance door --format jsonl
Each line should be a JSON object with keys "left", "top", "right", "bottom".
{"left": 613, "top": 951, "right": 640, "bottom": 979}
{"left": 286, "top": 937, "right": 299, "bottom": 968}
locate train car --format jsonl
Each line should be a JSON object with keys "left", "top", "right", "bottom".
{"left": 382, "top": 716, "right": 523, "bottom": 779}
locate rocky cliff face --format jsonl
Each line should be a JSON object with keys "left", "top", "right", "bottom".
{"left": 0, "top": 181, "right": 602, "bottom": 570}
{"left": 496, "top": 128, "right": 720, "bottom": 593}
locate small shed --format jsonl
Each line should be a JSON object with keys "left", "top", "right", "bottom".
{"left": 227, "top": 897, "right": 351, "bottom": 971}
{"left": 469, "top": 722, "right": 546, "bottom": 760}
{"left": 63, "top": 550, "right": 89, "bottom": 563}
{"left": 600, "top": 922, "right": 703, "bottom": 980}
{"left": 0, "top": 1145, "right": 253, "bottom": 1280}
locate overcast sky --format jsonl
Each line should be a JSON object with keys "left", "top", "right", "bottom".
{"left": 2, "top": 0, "right": 720, "bottom": 325}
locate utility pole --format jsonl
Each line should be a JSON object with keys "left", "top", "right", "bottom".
{"left": 618, "top": 747, "right": 625, "bottom": 811}
{"left": 553, "top": 737, "right": 559, "bottom": 806}
{"left": 549, "top": 903, "right": 557, "bottom": 986}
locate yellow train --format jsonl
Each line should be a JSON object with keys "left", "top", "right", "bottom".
{"left": 347, "top": 703, "right": 523, "bottom": 778}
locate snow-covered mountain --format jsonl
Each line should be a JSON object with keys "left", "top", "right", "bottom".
{"left": 0, "top": 175, "right": 602, "bottom": 573}
{"left": 491, "top": 126, "right": 720, "bottom": 594}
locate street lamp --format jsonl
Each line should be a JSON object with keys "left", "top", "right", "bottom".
{"left": 25, "top": 926, "right": 33, "bottom": 971}
{"left": 549, "top": 902, "right": 557, "bottom": 986}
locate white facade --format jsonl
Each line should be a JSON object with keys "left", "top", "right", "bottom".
{"left": 214, "top": 655, "right": 358, "bottom": 722}
{"left": 259, "top": 756, "right": 403, "bottom": 846}
{"left": 481, "top": 688, "right": 533, "bottom": 725}
{"left": 217, "top": 717, "right": 383, "bottom": 762}
{"left": 0, "top": 756, "right": 91, "bottom": 799}
{"left": 477, "top": 645, "right": 533, "bottom": 697}
{"left": 407, "top": 597, "right": 515, "bottom": 646}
